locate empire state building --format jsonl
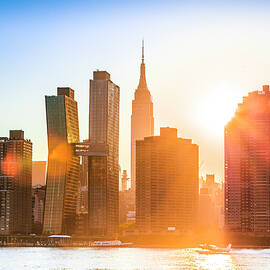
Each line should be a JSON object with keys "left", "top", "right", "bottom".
{"left": 131, "top": 41, "right": 154, "bottom": 195}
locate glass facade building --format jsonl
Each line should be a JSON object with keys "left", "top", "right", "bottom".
{"left": 225, "top": 85, "right": 270, "bottom": 234}
{"left": 88, "top": 71, "right": 120, "bottom": 236}
{"left": 43, "top": 88, "right": 80, "bottom": 235}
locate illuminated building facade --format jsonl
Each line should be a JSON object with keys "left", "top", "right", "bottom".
{"left": 43, "top": 87, "right": 80, "bottom": 235}
{"left": 0, "top": 130, "right": 32, "bottom": 235}
{"left": 88, "top": 71, "right": 120, "bottom": 236}
{"left": 225, "top": 85, "right": 270, "bottom": 233}
{"left": 136, "top": 127, "right": 199, "bottom": 233}
{"left": 131, "top": 41, "right": 154, "bottom": 197}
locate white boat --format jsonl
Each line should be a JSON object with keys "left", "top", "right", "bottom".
{"left": 90, "top": 240, "right": 133, "bottom": 247}
{"left": 197, "top": 244, "right": 232, "bottom": 254}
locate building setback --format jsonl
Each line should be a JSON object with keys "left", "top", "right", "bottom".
{"left": 131, "top": 41, "right": 154, "bottom": 198}
{"left": 0, "top": 130, "right": 32, "bottom": 235}
{"left": 136, "top": 127, "right": 199, "bottom": 233}
{"left": 88, "top": 71, "right": 120, "bottom": 236}
{"left": 225, "top": 85, "right": 270, "bottom": 234}
{"left": 43, "top": 87, "right": 80, "bottom": 235}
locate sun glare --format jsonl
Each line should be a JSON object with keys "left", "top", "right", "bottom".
{"left": 195, "top": 84, "right": 240, "bottom": 138}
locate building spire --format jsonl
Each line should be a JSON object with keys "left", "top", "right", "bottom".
{"left": 142, "top": 39, "right": 144, "bottom": 64}
{"left": 138, "top": 39, "right": 148, "bottom": 91}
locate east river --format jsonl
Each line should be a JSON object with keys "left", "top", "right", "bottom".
{"left": 0, "top": 247, "right": 270, "bottom": 269}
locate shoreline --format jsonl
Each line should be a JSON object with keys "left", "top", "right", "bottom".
{"left": 1, "top": 244, "right": 270, "bottom": 249}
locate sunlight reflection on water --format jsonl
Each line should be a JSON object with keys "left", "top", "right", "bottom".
{"left": 0, "top": 247, "right": 269, "bottom": 270}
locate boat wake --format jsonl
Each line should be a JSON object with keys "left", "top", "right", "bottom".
{"left": 232, "top": 249, "right": 270, "bottom": 255}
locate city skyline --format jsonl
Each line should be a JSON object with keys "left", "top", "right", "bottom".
{"left": 3, "top": 2, "right": 270, "bottom": 268}
{"left": 4, "top": 1, "right": 270, "bottom": 181}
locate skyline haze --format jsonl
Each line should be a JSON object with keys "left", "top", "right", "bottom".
{"left": 3, "top": 1, "right": 270, "bottom": 180}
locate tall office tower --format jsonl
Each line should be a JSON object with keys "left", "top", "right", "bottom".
{"left": 43, "top": 87, "right": 80, "bottom": 235}
{"left": 225, "top": 85, "right": 270, "bottom": 234}
{"left": 0, "top": 130, "right": 32, "bottom": 235}
{"left": 131, "top": 41, "right": 154, "bottom": 196}
{"left": 88, "top": 71, "right": 120, "bottom": 236}
{"left": 136, "top": 127, "right": 199, "bottom": 233}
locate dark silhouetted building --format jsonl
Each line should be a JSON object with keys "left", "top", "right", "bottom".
{"left": 32, "top": 184, "right": 45, "bottom": 234}
{"left": 88, "top": 71, "right": 120, "bottom": 237}
{"left": 131, "top": 41, "right": 154, "bottom": 198}
{"left": 32, "top": 161, "right": 46, "bottom": 186}
{"left": 0, "top": 130, "right": 32, "bottom": 235}
{"left": 136, "top": 127, "right": 199, "bottom": 234}
{"left": 43, "top": 87, "right": 80, "bottom": 235}
{"left": 76, "top": 141, "right": 89, "bottom": 214}
{"left": 225, "top": 85, "right": 270, "bottom": 234}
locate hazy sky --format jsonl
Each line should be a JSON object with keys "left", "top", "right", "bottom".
{"left": 2, "top": 0, "right": 270, "bottom": 180}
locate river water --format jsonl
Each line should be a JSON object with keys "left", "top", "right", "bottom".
{"left": 0, "top": 247, "right": 270, "bottom": 269}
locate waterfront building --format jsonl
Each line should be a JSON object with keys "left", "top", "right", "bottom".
{"left": 131, "top": 41, "right": 154, "bottom": 198}
{"left": 32, "top": 184, "right": 45, "bottom": 234}
{"left": 32, "top": 161, "right": 46, "bottom": 186}
{"left": 88, "top": 71, "right": 120, "bottom": 236}
{"left": 136, "top": 127, "right": 199, "bottom": 233}
{"left": 225, "top": 85, "right": 270, "bottom": 234}
{"left": 43, "top": 87, "right": 80, "bottom": 235}
{"left": 0, "top": 130, "right": 32, "bottom": 235}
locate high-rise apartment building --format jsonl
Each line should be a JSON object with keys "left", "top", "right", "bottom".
{"left": 131, "top": 41, "right": 154, "bottom": 195}
{"left": 225, "top": 85, "right": 270, "bottom": 234}
{"left": 88, "top": 71, "right": 120, "bottom": 236}
{"left": 43, "top": 87, "right": 80, "bottom": 235}
{"left": 136, "top": 127, "right": 199, "bottom": 233}
{"left": 0, "top": 130, "right": 32, "bottom": 235}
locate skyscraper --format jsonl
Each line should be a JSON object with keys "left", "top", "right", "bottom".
{"left": 88, "top": 71, "right": 120, "bottom": 236}
{"left": 43, "top": 87, "right": 80, "bottom": 235}
{"left": 225, "top": 85, "right": 270, "bottom": 234}
{"left": 136, "top": 127, "right": 199, "bottom": 233}
{"left": 131, "top": 41, "right": 154, "bottom": 196}
{"left": 0, "top": 130, "right": 32, "bottom": 235}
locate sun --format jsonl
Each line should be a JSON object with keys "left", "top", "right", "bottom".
{"left": 195, "top": 84, "right": 240, "bottom": 138}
